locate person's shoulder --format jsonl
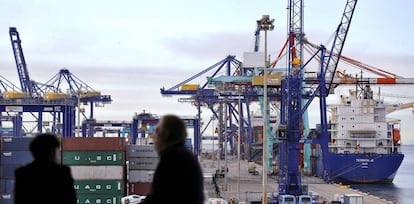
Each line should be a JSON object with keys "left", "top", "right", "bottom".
{"left": 166, "top": 144, "right": 191, "bottom": 154}
{"left": 14, "top": 163, "right": 37, "bottom": 178}
{"left": 41, "top": 162, "right": 71, "bottom": 173}
{"left": 165, "top": 145, "right": 195, "bottom": 161}
{"left": 54, "top": 163, "right": 71, "bottom": 172}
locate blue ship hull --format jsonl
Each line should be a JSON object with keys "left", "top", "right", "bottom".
{"left": 328, "top": 153, "right": 404, "bottom": 184}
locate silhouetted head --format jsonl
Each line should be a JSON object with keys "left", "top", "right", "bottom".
{"left": 153, "top": 114, "right": 187, "bottom": 153}
{"left": 29, "top": 133, "right": 60, "bottom": 162}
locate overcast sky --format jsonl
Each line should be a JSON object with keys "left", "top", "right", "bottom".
{"left": 1, "top": 0, "right": 414, "bottom": 143}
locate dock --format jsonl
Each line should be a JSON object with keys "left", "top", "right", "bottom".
{"left": 201, "top": 157, "right": 394, "bottom": 204}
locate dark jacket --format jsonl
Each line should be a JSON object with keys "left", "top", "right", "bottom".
{"left": 14, "top": 161, "right": 77, "bottom": 204}
{"left": 142, "top": 144, "right": 205, "bottom": 204}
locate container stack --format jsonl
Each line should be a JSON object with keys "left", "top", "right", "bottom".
{"left": 62, "top": 137, "right": 126, "bottom": 204}
{"left": 0, "top": 137, "right": 34, "bottom": 204}
{"left": 126, "top": 144, "right": 158, "bottom": 196}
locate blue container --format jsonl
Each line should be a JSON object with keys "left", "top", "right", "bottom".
{"left": 1, "top": 137, "right": 33, "bottom": 151}
{"left": 0, "top": 179, "right": 15, "bottom": 194}
{"left": 1, "top": 151, "right": 33, "bottom": 165}
{"left": 0, "top": 164, "right": 23, "bottom": 179}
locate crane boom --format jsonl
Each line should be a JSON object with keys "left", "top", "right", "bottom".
{"left": 324, "top": 0, "right": 358, "bottom": 93}
{"left": 9, "top": 27, "right": 39, "bottom": 97}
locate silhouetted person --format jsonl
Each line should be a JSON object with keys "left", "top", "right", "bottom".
{"left": 141, "top": 114, "right": 205, "bottom": 204}
{"left": 14, "top": 133, "right": 77, "bottom": 204}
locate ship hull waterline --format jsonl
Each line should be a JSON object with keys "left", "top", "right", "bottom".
{"left": 328, "top": 153, "right": 404, "bottom": 184}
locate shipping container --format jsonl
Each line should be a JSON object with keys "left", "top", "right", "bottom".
{"left": 62, "top": 137, "right": 125, "bottom": 151}
{"left": 0, "top": 179, "right": 14, "bottom": 194}
{"left": 1, "top": 151, "right": 32, "bottom": 165}
{"left": 62, "top": 151, "right": 124, "bottom": 165}
{"left": 0, "top": 164, "right": 23, "bottom": 179}
{"left": 70, "top": 166, "right": 125, "bottom": 180}
{"left": 1, "top": 137, "right": 33, "bottom": 151}
{"left": 343, "top": 194, "right": 363, "bottom": 204}
{"left": 128, "top": 182, "right": 151, "bottom": 196}
{"left": 128, "top": 170, "right": 154, "bottom": 183}
{"left": 126, "top": 145, "right": 157, "bottom": 158}
{"left": 180, "top": 84, "right": 199, "bottom": 91}
{"left": 251, "top": 74, "right": 282, "bottom": 86}
{"left": 77, "top": 193, "right": 122, "bottom": 204}
{"left": 128, "top": 157, "right": 159, "bottom": 170}
{"left": 74, "top": 180, "right": 124, "bottom": 194}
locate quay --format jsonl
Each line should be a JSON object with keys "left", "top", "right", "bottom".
{"left": 201, "top": 157, "right": 394, "bottom": 204}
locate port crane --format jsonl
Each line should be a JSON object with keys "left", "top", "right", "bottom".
{"left": 268, "top": 0, "right": 359, "bottom": 197}
{"left": 160, "top": 55, "right": 285, "bottom": 161}
{"left": 161, "top": 55, "right": 256, "bottom": 158}
{"left": 2, "top": 27, "right": 77, "bottom": 136}
{"left": 1, "top": 27, "right": 112, "bottom": 137}
{"left": 43, "top": 68, "right": 112, "bottom": 120}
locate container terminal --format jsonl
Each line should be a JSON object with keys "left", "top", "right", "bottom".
{"left": 1, "top": 0, "right": 414, "bottom": 204}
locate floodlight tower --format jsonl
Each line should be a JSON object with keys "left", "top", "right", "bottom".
{"left": 257, "top": 14, "right": 274, "bottom": 204}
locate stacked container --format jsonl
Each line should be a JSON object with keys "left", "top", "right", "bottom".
{"left": 126, "top": 144, "right": 158, "bottom": 196}
{"left": 0, "top": 137, "right": 34, "bottom": 204}
{"left": 62, "top": 137, "right": 126, "bottom": 204}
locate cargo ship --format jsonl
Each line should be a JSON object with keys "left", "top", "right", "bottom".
{"left": 326, "top": 85, "right": 404, "bottom": 184}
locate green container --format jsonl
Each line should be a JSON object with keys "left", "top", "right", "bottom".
{"left": 63, "top": 151, "right": 124, "bottom": 165}
{"left": 74, "top": 180, "right": 124, "bottom": 194}
{"left": 77, "top": 194, "right": 122, "bottom": 204}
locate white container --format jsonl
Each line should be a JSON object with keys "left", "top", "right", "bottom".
{"left": 334, "top": 194, "right": 344, "bottom": 203}
{"left": 70, "top": 165, "right": 124, "bottom": 180}
{"left": 127, "top": 145, "right": 157, "bottom": 158}
{"left": 128, "top": 170, "right": 154, "bottom": 182}
{"left": 128, "top": 157, "right": 159, "bottom": 170}
{"left": 343, "top": 194, "right": 363, "bottom": 204}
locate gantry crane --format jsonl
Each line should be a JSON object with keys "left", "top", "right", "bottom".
{"left": 161, "top": 55, "right": 256, "bottom": 158}
{"left": 3, "top": 27, "right": 77, "bottom": 136}
{"left": 43, "top": 69, "right": 112, "bottom": 120}
{"left": 2, "top": 27, "right": 112, "bottom": 137}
